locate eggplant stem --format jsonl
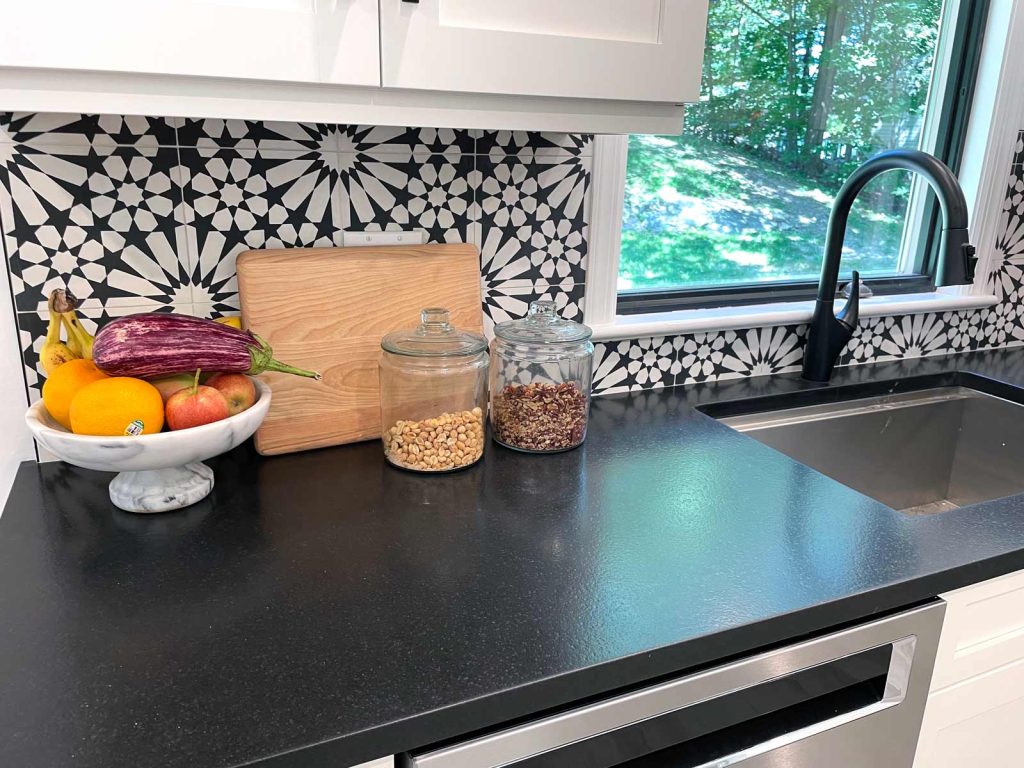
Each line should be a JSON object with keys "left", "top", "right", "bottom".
{"left": 248, "top": 334, "right": 321, "bottom": 380}
{"left": 263, "top": 359, "right": 322, "bottom": 380}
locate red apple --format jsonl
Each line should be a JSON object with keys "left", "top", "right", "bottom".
{"left": 165, "top": 384, "right": 230, "bottom": 431}
{"left": 148, "top": 373, "right": 197, "bottom": 404}
{"left": 205, "top": 373, "right": 257, "bottom": 416}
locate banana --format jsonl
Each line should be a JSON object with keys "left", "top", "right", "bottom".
{"left": 60, "top": 314, "right": 83, "bottom": 357}
{"left": 41, "top": 291, "right": 78, "bottom": 375}
{"left": 61, "top": 311, "right": 94, "bottom": 360}
{"left": 214, "top": 315, "right": 243, "bottom": 330}
{"left": 40, "top": 336, "right": 77, "bottom": 374}
{"left": 52, "top": 288, "right": 94, "bottom": 360}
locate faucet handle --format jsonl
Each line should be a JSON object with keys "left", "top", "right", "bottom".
{"left": 964, "top": 243, "right": 977, "bottom": 281}
{"left": 837, "top": 270, "right": 860, "bottom": 329}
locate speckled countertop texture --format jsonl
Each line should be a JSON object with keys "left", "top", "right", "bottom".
{"left": 4, "top": 347, "right": 1024, "bottom": 768}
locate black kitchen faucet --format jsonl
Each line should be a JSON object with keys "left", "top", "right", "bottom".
{"left": 802, "top": 149, "right": 977, "bottom": 382}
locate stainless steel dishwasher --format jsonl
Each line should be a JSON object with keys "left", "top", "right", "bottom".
{"left": 402, "top": 602, "right": 944, "bottom": 768}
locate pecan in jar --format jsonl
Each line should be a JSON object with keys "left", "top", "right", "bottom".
{"left": 492, "top": 381, "right": 587, "bottom": 452}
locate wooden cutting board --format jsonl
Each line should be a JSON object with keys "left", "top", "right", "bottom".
{"left": 236, "top": 244, "right": 483, "bottom": 455}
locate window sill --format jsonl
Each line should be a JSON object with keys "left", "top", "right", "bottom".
{"left": 589, "top": 291, "right": 998, "bottom": 342}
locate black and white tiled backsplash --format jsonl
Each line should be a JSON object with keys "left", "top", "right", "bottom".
{"left": 2, "top": 112, "right": 1023, "bottom": 400}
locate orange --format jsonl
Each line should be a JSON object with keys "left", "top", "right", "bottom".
{"left": 69, "top": 377, "right": 165, "bottom": 436}
{"left": 42, "top": 359, "right": 109, "bottom": 430}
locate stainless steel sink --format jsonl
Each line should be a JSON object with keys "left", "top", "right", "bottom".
{"left": 718, "top": 386, "right": 1024, "bottom": 514}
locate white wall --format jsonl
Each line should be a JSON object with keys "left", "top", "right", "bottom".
{"left": 0, "top": 273, "right": 33, "bottom": 512}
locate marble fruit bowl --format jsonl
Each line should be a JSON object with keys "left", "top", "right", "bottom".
{"left": 25, "top": 379, "right": 271, "bottom": 514}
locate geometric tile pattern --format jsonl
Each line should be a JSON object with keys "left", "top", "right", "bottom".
{"left": 477, "top": 155, "right": 589, "bottom": 287}
{"left": 593, "top": 325, "right": 808, "bottom": 395}
{"left": 0, "top": 112, "right": 593, "bottom": 400}
{"left": 2, "top": 112, "right": 1023, "bottom": 403}
{"left": 0, "top": 142, "right": 188, "bottom": 313}
{"left": 179, "top": 146, "right": 338, "bottom": 311}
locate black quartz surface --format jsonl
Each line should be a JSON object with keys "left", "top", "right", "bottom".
{"left": 5, "top": 348, "right": 1024, "bottom": 768}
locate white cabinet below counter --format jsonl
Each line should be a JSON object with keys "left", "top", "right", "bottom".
{"left": 352, "top": 758, "right": 394, "bottom": 768}
{"left": 0, "top": 0, "right": 707, "bottom": 133}
{"left": 914, "top": 658, "right": 1024, "bottom": 768}
{"left": 914, "top": 569, "right": 1024, "bottom": 767}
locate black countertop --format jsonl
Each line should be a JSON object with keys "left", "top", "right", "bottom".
{"left": 5, "top": 348, "right": 1024, "bottom": 768}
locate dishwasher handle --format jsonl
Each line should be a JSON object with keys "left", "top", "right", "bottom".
{"left": 403, "top": 602, "right": 944, "bottom": 768}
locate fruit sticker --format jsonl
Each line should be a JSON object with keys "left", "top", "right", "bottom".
{"left": 124, "top": 420, "right": 145, "bottom": 437}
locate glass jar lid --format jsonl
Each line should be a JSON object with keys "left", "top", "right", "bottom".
{"left": 493, "top": 300, "right": 593, "bottom": 344}
{"left": 381, "top": 308, "right": 487, "bottom": 357}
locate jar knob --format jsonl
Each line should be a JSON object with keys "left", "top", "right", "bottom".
{"left": 527, "top": 300, "right": 557, "bottom": 323}
{"left": 419, "top": 307, "right": 452, "bottom": 334}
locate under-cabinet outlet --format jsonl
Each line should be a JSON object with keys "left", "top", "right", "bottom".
{"left": 342, "top": 230, "right": 427, "bottom": 247}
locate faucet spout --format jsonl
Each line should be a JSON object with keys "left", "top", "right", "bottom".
{"left": 802, "top": 149, "right": 975, "bottom": 382}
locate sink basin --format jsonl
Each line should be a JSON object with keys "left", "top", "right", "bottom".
{"left": 714, "top": 385, "right": 1024, "bottom": 514}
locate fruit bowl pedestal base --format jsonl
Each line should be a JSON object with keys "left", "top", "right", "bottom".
{"left": 26, "top": 379, "right": 271, "bottom": 515}
{"left": 108, "top": 463, "right": 215, "bottom": 513}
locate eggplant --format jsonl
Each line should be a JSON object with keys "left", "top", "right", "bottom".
{"left": 93, "top": 313, "right": 320, "bottom": 380}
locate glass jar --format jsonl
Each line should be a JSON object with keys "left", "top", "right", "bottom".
{"left": 380, "top": 308, "right": 488, "bottom": 472}
{"left": 490, "top": 300, "right": 594, "bottom": 453}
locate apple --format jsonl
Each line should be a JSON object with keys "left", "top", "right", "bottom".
{"left": 205, "top": 373, "right": 257, "bottom": 416}
{"left": 165, "top": 383, "right": 230, "bottom": 431}
{"left": 149, "top": 372, "right": 197, "bottom": 403}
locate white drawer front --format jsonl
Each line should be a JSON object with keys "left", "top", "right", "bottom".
{"left": 914, "top": 655, "right": 1024, "bottom": 768}
{"left": 933, "top": 568, "right": 1024, "bottom": 690}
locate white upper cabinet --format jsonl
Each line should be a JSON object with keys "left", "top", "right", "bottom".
{"left": 316, "top": 0, "right": 382, "bottom": 87}
{"left": 379, "top": 0, "right": 708, "bottom": 102}
{"left": 0, "top": 0, "right": 380, "bottom": 87}
{"left": 0, "top": 0, "right": 707, "bottom": 132}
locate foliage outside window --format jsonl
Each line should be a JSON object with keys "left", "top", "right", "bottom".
{"left": 618, "top": 0, "right": 945, "bottom": 294}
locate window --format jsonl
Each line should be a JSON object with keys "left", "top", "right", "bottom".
{"left": 613, "top": 0, "right": 991, "bottom": 314}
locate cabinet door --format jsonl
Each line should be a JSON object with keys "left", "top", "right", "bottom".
{"left": 0, "top": 0, "right": 379, "bottom": 87}
{"left": 379, "top": 0, "right": 707, "bottom": 102}
{"left": 914, "top": 656, "right": 1024, "bottom": 768}
{"left": 930, "top": 568, "right": 1024, "bottom": 690}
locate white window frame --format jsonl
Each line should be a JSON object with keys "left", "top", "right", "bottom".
{"left": 584, "top": 0, "right": 1024, "bottom": 341}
